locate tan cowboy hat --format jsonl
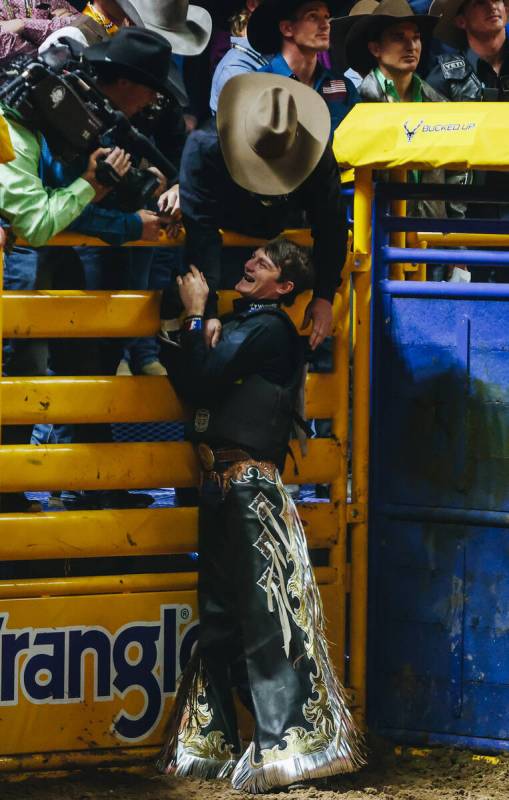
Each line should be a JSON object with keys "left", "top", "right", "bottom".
{"left": 335, "top": 0, "right": 438, "bottom": 75}
{"left": 330, "top": 0, "right": 379, "bottom": 70}
{"left": 430, "top": 0, "right": 470, "bottom": 48}
{"left": 217, "top": 74, "right": 330, "bottom": 196}
{"left": 129, "top": 0, "right": 212, "bottom": 56}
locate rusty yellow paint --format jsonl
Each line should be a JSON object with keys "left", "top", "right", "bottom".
{"left": 411, "top": 231, "right": 509, "bottom": 248}
{"left": 349, "top": 167, "right": 373, "bottom": 730}
{"left": 1, "top": 372, "right": 339, "bottom": 424}
{"left": 17, "top": 228, "right": 313, "bottom": 249}
{"left": 0, "top": 503, "right": 338, "bottom": 561}
{"left": 3, "top": 288, "right": 341, "bottom": 339}
{"left": 0, "top": 438, "right": 341, "bottom": 492}
{"left": 472, "top": 754, "right": 501, "bottom": 765}
{"left": 0, "top": 567, "right": 336, "bottom": 600}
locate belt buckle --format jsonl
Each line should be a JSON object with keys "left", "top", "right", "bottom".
{"left": 197, "top": 443, "right": 215, "bottom": 471}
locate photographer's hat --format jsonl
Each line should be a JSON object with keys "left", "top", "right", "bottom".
{"left": 84, "top": 27, "right": 188, "bottom": 105}
{"left": 129, "top": 0, "right": 212, "bottom": 56}
{"left": 217, "top": 73, "right": 330, "bottom": 195}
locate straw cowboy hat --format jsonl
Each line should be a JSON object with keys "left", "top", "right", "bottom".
{"left": 217, "top": 73, "right": 330, "bottom": 195}
{"left": 429, "top": 0, "right": 470, "bottom": 49}
{"left": 84, "top": 27, "right": 188, "bottom": 105}
{"left": 129, "top": 0, "right": 212, "bottom": 56}
{"left": 332, "top": 0, "right": 438, "bottom": 75}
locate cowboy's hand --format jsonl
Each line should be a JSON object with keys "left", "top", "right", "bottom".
{"left": 204, "top": 318, "right": 222, "bottom": 349}
{"left": 301, "top": 297, "right": 333, "bottom": 350}
{"left": 51, "top": 8, "right": 70, "bottom": 16}
{"left": 0, "top": 19, "right": 25, "bottom": 33}
{"left": 176, "top": 265, "right": 209, "bottom": 316}
{"left": 137, "top": 209, "right": 162, "bottom": 241}
{"left": 158, "top": 184, "right": 180, "bottom": 216}
{"left": 147, "top": 166, "right": 168, "bottom": 198}
{"left": 158, "top": 184, "right": 182, "bottom": 238}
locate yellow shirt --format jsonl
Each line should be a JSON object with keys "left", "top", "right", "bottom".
{"left": 83, "top": 2, "right": 119, "bottom": 35}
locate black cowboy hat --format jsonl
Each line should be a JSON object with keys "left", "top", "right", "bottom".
{"left": 247, "top": 0, "right": 332, "bottom": 55}
{"left": 335, "top": 0, "right": 438, "bottom": 75}
{"left": 84, "top": 26, "right": 188, "bottom": 106}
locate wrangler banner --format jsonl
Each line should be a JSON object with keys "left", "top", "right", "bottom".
{"left": 0, "top": 592, "right": 198, "bottom": 756}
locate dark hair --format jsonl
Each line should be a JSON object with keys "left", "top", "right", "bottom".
{"left": 264, "top": 237, "right": 314, "bottom": 306}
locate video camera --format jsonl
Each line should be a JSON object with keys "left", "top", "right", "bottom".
{"left": 0, "top": 44, "right": 178, "bottom": 212}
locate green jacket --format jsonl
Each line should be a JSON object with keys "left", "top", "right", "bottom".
{"left": 0, "top": 111, "right": 94, "bottom": 247}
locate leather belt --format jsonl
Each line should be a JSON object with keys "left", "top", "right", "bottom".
{"left": 196, "top": 443, "right": 251, "bottom": 472}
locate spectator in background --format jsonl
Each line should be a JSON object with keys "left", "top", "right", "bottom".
{"left": 0, "top": 0, "right": 86, "bottom": 63}
{"left": 210, "top": 0, "right": 266, "bottom": 114}
{"left": 426, "top": 0, "right": 509, "bottom": 275}
{"left": 130, "top": 0, "right": 212, "bottom": 131}
{"left": 336, "top": 0, "right": 439, "bottom": 100}
{"left": 247, "top": 0, "right": 359, "bottom": 137}
{"left": 82, "top": 0, "right": 143, "bottom": 34}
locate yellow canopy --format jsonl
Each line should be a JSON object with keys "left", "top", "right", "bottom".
{"left": 333, "top": 102, "right": 509, "bottom": 171}
{"left": 0, "top": 115, "right": 14, "bottom": 164}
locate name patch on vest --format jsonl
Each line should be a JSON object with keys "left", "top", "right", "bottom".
{"left": 441, "top": 58, "right": 468, "bottom": 79}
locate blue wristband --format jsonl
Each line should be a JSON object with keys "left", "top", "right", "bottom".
{"left": 183, "top": 316, "right": 203, "bottom": 332}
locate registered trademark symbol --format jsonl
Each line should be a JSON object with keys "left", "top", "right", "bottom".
{"left": 180, "top": 607, "right": 190, "bottom": 620}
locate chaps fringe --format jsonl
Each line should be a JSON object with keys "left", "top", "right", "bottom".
{"left": 156, "top": 648, "right": 204, "bottom": 773}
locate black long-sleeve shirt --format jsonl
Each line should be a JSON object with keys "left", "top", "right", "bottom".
{"left": 163, "top": 299, "right": 301, "bottom": 408}
{"left": 179, "top": 121, "right": 347, "bottom": 316}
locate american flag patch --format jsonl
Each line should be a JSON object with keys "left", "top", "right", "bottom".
{"left": 321, "top": 79, "right": 347, "bottom": 101}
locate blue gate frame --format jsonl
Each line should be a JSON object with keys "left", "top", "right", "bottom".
{"left": 369, "top": 180, "right": 509, "bottom": 752}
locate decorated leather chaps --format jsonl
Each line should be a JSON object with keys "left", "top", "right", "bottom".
{"left": 169, "top": 460, "right": 363, "bottom": 793}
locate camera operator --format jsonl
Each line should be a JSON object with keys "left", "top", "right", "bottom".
{"left": 0, "top": 27, "right": 186, "bottom": 512}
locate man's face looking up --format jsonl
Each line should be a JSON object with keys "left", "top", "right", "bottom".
{"left": 368, "top": 21, "right": 422, "bottom": 75}
{"left": 279, "top": 2, "right": 331, "bottom": 52}
{"left": 455, "top": 0, "right": 508, "bottom": 40}
{"left": 235, "top": 248, "right": 294, "bottom": 301}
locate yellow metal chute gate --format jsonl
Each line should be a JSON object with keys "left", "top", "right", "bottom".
{"left": 0, "top": 212, "right": 368, "bottom": 772}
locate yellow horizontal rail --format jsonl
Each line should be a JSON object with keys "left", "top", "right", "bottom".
{"left": 0, "top": 438, "right": 341, "bottom": 492}
{"left": 409, "top": 231, "right": 509, "bottom": 248}
{"left": 0, "top": 566, "right": 337, "bottom": 599}
{"left": 1, "top": 372, "right": 338, "bottom": 423}
{"left": 0, "top": 747, "right": 160, "bottom": 773}
{"left": 17, "top": 228, "right": 313, "bottom": 249}
{"left": 2, "top": 288, "right": 342, "bottom": 338}
{"left": 0, "top": 503, "right": 338, "bottom": 560}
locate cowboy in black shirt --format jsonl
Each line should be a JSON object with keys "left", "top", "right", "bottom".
{"left": 158, "top": 238, "right": 363, "bottom": 792}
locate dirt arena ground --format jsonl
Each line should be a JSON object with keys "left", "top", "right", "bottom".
{"left": 1, "top": 743, "right": 508, "bottom": 800}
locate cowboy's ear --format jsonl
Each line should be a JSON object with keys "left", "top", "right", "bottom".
{"left": 454, "top": 13, "right": 467, "bottom": 30}
{"left": 367, "top": 39, "right": 381, "bottom": 58}
{"left": 279, "top": 18, "right": 294, "bottom": 39}
{"left": 276, "top": 279, "right": 295, "bottom": 298}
